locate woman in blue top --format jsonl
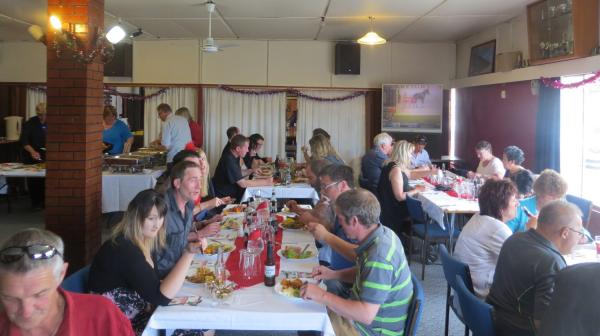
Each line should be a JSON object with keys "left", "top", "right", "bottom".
{"left": 102, "top": 105, "right": 133, "bottom": 155}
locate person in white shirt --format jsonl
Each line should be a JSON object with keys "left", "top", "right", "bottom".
{"left": 151, "top": 103, "right": 192, "bottom": 165}
{"left": 454, "top": 179, "right": 518, "bottom": 297}
{"left": 467, "top": 140, "right": 505, "bottom": 180}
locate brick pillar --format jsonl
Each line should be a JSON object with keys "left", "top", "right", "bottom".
{"left": 45, "top": 0, "right": 104, "bottom": 270}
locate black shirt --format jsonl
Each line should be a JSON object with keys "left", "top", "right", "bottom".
{"left": 487, "top": 229, "right": 566, "bottom": 336}
{"left": 243, "top": 152, "right": 266, "bottom": 169}
{"left": 539, "top": 263, "right": 600, "bottom": 336}
{"left": 89, "top": 235, "right": 171, "bottom": 307}
{"left": 377, "top": 162, "right": 410, "bottom": 233}
{"left": 19, "top": 115, "right": 47, "bottom": 163}
{"left": 213, "top": 149, "right": 244, "bottom": 200}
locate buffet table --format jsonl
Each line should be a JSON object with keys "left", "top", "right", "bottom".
{"left": 142, "top": 221, "right": 334, "bottom": 336}
{"left": 0, "top": 164, "right": 164, "bottom": 213}
{"left": 241, "top": 183, "right": 319, "bottom": 204}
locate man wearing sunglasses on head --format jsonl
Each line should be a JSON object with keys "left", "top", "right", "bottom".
{"left": 0, "top": 228, "right": 135, "bottom": 335}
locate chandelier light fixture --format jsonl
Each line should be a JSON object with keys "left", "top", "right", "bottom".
{"left": 357, "top": 16, "right": 387, "bottom": 46}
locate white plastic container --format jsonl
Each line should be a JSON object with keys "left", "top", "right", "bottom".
{"left": 4, "top": 116, "right": 23, "bottom": 141}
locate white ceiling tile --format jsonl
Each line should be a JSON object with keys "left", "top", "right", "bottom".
{"left": 106, "top": 0, "right": 209, "bottom": 19}
{"left": 392, "top": 15, "right": 512, "bottom": 42}
{"left": 229, "top": 18, "right": 320, "bottom": 40}
{"left": 328, "top": 0, "right": 444, "bottom": 17}
{"left": 125, "top": 19, "right": 197, "bottom": 39}
{"left": 431, "top": 0, "right": 535, "bottom": 16}
{"left": 318, "top": 16, "right": 416, "bottom": 41}
{"left": 214, "top": 0, "right": 328, "bottom": 18}
{"left": 173, "top": 19, "right": 235, "bottom": 39}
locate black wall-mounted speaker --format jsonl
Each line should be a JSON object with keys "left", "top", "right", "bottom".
{"left": 335, "top": 43, "right": 360, "bottom": 75}
{"left": 104, "top": 43, "right": 133, "bottom": 77}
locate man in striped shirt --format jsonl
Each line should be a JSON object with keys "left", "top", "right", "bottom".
{"left": 301, "top": 189, "right": 414, "bottom": 336}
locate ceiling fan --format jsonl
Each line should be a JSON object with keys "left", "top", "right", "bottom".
{"left": 201, "top": 1, "right": 236, "bottom": 53}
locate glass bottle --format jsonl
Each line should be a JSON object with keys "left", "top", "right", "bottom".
{"left": 214, "top": 246, "right": 226, "bottom": 285}
{"left": 270, "top": 189, "right": 277, "bottom": 214}
{"left": 264, "top": 241, "right": 275, "bottom": 287}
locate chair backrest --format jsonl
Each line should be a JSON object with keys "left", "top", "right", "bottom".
{"left": 61, "top": 265, "right": 91, "bottom": 293}
{"left": 566, "top": 194, "right": 593, "bottom": 227}
{"left": 454, "top": 275, "right": 495, "bottom": 336}
{"left": 406, "top": 195, "right": 427, "bottom": 224}
{"left": 405, "top": 273, "right": 425, "bottom": 336}
{"left": 439, "top": 245, "right": 474, "bottom": 292}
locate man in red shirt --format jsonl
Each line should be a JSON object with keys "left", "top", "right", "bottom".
{"left": 0, "top": 228, "right": 135, "bottom": 335}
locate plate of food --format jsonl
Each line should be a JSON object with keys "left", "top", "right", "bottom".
{"left": 204, "top": 243, "right": 235, "bottom": 255}
{"left": 257, "top": 164, "right": 273, "bottom": 177}
{"left": 277, "top": 245, "right": 317, "bottom": 260}
{"left": 274, "top": 278, "right": 325, "bottom": 300}
{"left": 185, "top": 265, "right": 216, "bottom": 285}
{"left": 222, "top": 204, "right": 246, "bottom": 215}
{"left": 221, "top": 217, "right": 242, "bottom": 230}
{"left": 278, "top": 217, "right": 305, "bottom": 231}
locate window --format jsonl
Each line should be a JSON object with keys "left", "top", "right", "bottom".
{"left": 560, "top": 75, "right": 600, "bottom": 204}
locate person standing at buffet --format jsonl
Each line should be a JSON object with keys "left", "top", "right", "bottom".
{"left": 20, "top": 102, "right": 47, "bottom": 209}
{"left": 175, "top": 107, "right": 202, "bottom": 149}
{"left": 150, "top": 103, "right": 192, "bottom": 166}
{"left": 102, "top": 105, "right": 133, "bottom": 155}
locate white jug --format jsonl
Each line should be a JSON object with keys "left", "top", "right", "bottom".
{"left": 4, "top": 116, "right": 23, "bottom": 141}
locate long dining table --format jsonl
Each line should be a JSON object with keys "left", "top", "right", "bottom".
{"left": 142, "top": 211, "right": 335, "bottom": 336}
{"left": 241, "top": 183, "right": 320, "bottom": 204}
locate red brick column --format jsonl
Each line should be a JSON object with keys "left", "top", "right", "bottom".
{"left": 45, "top": 0, "right": 104, "bottom": 270}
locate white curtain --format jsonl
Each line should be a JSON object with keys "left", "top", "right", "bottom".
{"left": 203, "top": 87, "right": 286, "bottom": 175}
{"left": 26, "top": 89, "right": 46, "bottom": 119}
{"left": 297, "top": 90, "right": 366, "bottom": 179}
{"left": 143, "top": 87, "right": 198, "bottom": 146}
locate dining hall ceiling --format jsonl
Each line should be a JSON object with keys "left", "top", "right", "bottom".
{"left": 0, "top": 0, "right": 535, "bottom": 43}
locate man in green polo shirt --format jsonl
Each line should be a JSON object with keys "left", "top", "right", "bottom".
{"left": 301, "top": 189, "right": 414, "bottom": 336}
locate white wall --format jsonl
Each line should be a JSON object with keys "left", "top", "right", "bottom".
{"left": 0, "top": 39, "right": 456, "bottom": 89}
{"left": 0, "top": 42, "right": 46, "bottom": 82}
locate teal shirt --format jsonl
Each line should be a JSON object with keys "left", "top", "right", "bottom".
{"left": 506, "top": 196, "right": 537, "bottom": 233}
{"left": 352, "top": 225, "right": 413, "bottom": 336}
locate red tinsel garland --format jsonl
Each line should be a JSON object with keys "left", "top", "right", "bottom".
{"left": 28, "top": 85, "right": 168, "bottom": 102}
{"left": 541, "top": 71, "right": 600, "bottom": 89}
{"left": 218, "top": 85, "right": 367, "bottom": 102}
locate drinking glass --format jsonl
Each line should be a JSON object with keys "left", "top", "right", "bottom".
{"left": 247, "top": 238, "right": 264, "bottom": 254}
{"left": 595, "top": 236, "right": 600, "bottom": 256}
{"left": 239, "top": 248, "right": 260, "bottom": 279}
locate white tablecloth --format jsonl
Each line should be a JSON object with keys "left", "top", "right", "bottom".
{"left": 242, "top": 184, "right": 319, "bottom": 204}
{"left": 416, "top": 190, "right": 479, "bottom": 230}
{"left": 0, "top": 166, "right": 165, "bottom": 211}
{"left": 142, "top": 229, "right": 335, "bottom": 336}
{"left": 101, "top": 169, "right": 164, "bottom": 213}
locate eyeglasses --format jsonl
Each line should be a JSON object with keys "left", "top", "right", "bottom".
{"left": 0, "top": 245, "right": 62, "bottom": 264}
{"left": 322, "top": 180, "right": 340, "bottom": 191}
{"left": 567, "top": 227, "right": 592, "bottom": 241}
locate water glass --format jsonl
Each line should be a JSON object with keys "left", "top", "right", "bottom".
{"left": 239, "top": 248, "right": 260, "bottom": 279}
{"left": 247, "top": 238, "right": 264, "bottom": 254}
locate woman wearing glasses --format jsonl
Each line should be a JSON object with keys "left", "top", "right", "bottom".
{"left": 89, "top": 189, "right": 206, "bottom": 335}
{"left": 377, "top": 140, "right": 426, "bottom": 237}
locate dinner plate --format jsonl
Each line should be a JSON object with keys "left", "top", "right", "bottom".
{"left": 277, "top": 246, "right": 317, "bottom": 261}
{"left": 221, "top": 217, "right": 243, "bottom": 230}
{"left": 278, "top": 222, "right": 305, "bottom": 231}
{"left": 274, "top": 278, "right": 326, "bottom": 301}
{"left": 203, "top": 243, "right": 236, "bottom": 256}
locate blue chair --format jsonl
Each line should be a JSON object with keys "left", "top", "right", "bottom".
{"left": 566, "top": 194, "right": 593, "bottom": 227}
{"left": 406, "top": 195, "right": 460, "bottom": 280}
{"left": 405, "top": 273, "right": 425, "bottom": 336}
{"left": 454, "top": 275, "right": 495, "bottom": 336}
{"left": 439, "top": 244, "right": 472, "bottom": 336}
{"left": 61, "top": 265, "right": 91, "bottom": 293}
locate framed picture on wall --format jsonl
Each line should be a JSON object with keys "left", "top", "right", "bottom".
{"left": 381, "top": 84, "right": 443, "bottom": 133}
{"left": 468, "top": 40, "right": 496, "bottom": 76}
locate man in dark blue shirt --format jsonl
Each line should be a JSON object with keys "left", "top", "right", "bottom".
{"left": 19, "top": 102, "right": 47, "bottom": 208}
{"left": 359, "top": 132, "right": 393, "bottom": 194}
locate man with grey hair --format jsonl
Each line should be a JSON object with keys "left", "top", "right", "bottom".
{"left": 359, "top": 132, "right": 393, "bottom": 194}
{"left": 487, "top": 200, "right": 583, "bottom": 336}
{"left": 0, "top": 228, "right": 135, "bottom": 335}
{"left": 150, "top": 103, "right": 192, "bottom": 165}
{"left": 301, "top": 189, "right": 413, "bottom": 336}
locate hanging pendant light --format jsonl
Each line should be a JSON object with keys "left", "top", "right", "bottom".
{"left": 357, "top": 16, "right": 386, "bottom": 45}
